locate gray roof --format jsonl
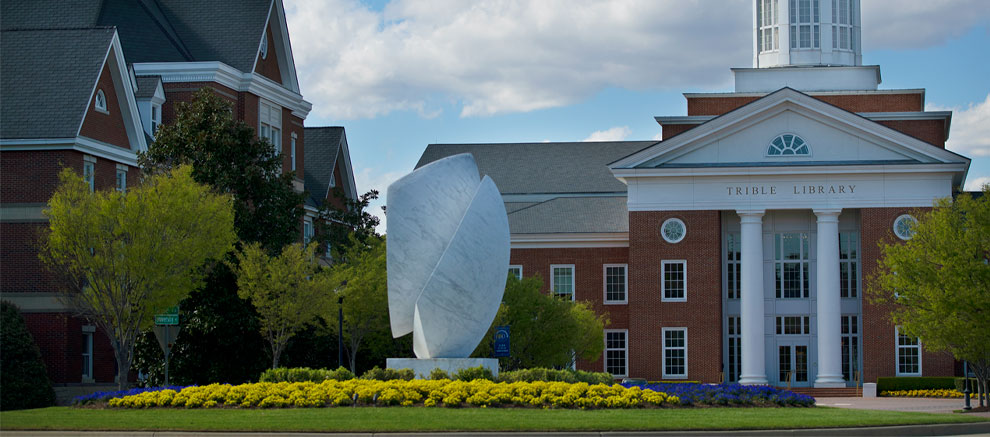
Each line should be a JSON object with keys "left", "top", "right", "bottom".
{"left": 1, "top": 28, "right": 116, "bottom": 139}
{"left": 1, "top": 0, "right": 273, "bottom": 72}
{"left": 417, "top": 142, "right": 648, "bottom": 234}
{"left": 304, "top": 127, "right": 344, "bottom": 208}
{"left": 134, "top": 76, "right": 162, "bottom": 99}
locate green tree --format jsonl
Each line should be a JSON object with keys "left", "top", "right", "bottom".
{"left": 40, "top": 166, "right": 236, "bottom": 390}
{"left": 133, "top": 88, "right": 306, "bottom": 385}
{"left": 869, "top": 187, "right": 990, "bottom": 407}
{"left": 316, "top": 188, "right": 381, "bottom": 255}
{"left": 326, "top": 234, "right": 389, "bottom": 372}
{"left": 0, "top": 301, "right": 56, "bottom": 410}
{"left": 234, "top": 242, "right": 331, "bottom": 368}
{"left": 474, "top": 275, "right": 607, "bottom": 370}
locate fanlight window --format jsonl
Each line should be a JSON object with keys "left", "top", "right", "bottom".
{"left": 767, "top": 134, "right": 810, "bottom": 156}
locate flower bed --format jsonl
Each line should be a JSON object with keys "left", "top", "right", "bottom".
{"left": 881, "top": 389, "right": 963, "bottom": 398}
{"left": 625, "top": 382, "right": 815, "bottom": 407}
{"left": 74, "top": 386, "right": 191, "bottom": 405}
{"left": 107, "top": 380, "right": 677, "bottom": 409}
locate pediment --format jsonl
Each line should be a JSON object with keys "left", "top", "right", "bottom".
{"left": 611, "top": 88, "right": 968, "bottom": 170}
{"left": 253, "top": 0, "right": 300, "bottom": 93}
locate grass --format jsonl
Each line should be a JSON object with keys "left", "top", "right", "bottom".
{"left": 1, "top": 406, "right": 987, "bottom": 432}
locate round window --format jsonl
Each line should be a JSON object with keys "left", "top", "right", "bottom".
{"left": 893, "top": 214, "right": 917, "bottom": 240}
{"left": 260, "top": 33, "right": 269, "bottom": 59}
{"left": 661, "top": 218, "right": 686, "bottom": 244}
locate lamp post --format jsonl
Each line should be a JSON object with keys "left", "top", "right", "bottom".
{"left": 335, "top": 280, "right": 347, "bottom": 369}
{"left": 963, "top": 360, "right": 972, "bottom": 411}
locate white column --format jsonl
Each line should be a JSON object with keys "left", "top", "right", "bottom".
{"left": 814, "top": 208, "right": 845, "bottom": 388}
{"left": 738, "top": 210, "right": 768, "bottom": 385}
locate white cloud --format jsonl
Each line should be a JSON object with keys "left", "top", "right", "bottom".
{"left": 285, "top": 0, "right": 990, "bottom": 120}
{"left": 353, "top": 167, "right": 406, "bottom": 234}
{"left": 583, "top": 126, "right": 631, "bottom": 142}
{"left": 929, "top": 94, "right": 990, "bottom": 157}
{"left": 965, "top": 176, "right": 990, "bottom": 191}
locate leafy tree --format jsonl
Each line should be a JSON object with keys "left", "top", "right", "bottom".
{"left": 474, "top": 275, "right": 607, "bottom": 370}
{"left": 0, "top": 301, "right": 56, "bottom": 410}
{"left": 40, "top": 166, "right": 236, "bottom": 390}
{"left": 316, "top": 187, "right": 381, "bottom": 255}
{"left": 234, "top": 242, "right": 331, "bottom": 368}
{"left": 325, "top": 234, "right": 389, "bottom": 372}
{"left": 869, "top": 187, "right": 990, "bottom": 407}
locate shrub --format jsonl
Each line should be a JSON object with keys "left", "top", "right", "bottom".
{"left": 876, "top": 377, "right": 956, "bottom": 392}
{"left": 74, "top": 385, "right": 189, "bottom": 405}
{"left": 454, "top": 365, "right": 494, "bottom": 381}
{"left": 429, "top": 368, "right": 451, "bottom": 380}
{"left": 498, "top": 367, "right": 613, "bottom": 385}
{"left": 259, "top": 367, "right": 354, "bottom": 383}
{"left": 630, "top": 382, "right": 815, "bottom": 407}
{"left": 360, "top": 366, "right": 415, "bottom": 381}
{"left": 881, "top": 389, "right": 963, "bottom": 398}
{"left": 955, "top": 377, "right": 978, "bottom": 392}
{"left": 0, "top": 301, "right": 56, "bottom": 411}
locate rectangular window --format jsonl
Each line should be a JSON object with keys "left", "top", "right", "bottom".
{"left": 790, "top": 0, "right": 820, "bottom": 49}
{"left": 551, "top": 265, "right": 574, "bottom": 300}
{"left": 662, "top": 327, "right": 688, "bottom": 379}
{"left": 290, "top": 133, "right": 298, "bottom": 172}
{"left": 603, "top": 264, "right": 627, "bottom": 304}
{"left": 604, "top": 330, "right": 628, "bottom": 377}
{"left": 727, "top": 316, "right": 741, "bottom": 382}
{"left": 726, "top": 233, "right": 741, "bottom": 299}
{"left": 775, "top": 316, "right": 810, "bottom": 335}
{"left": 259, "top": 100, "right": 282, "bottom": 152}
{"left": 841, "top": 315, "right": 859, "bottom": 381}
{"left": 662, "top": 260, "right": 686, "bottom": 302}
{"left": 508, "top": 265, "right": 522, "bottom": 280}
{"left": 757, "top": 0, "right": 778, "bottom": 53}
{"left": 896, "top": 326, "right": 922, "bottom": 376}
{"left": 83, "top": 158, "right": 96, "bottom": 192}
{"left": 775, "top": 233, "right": 810, "bottom": 299}
{"left": 151, "top": 104, "right": 161, "bottom": 133}
{"left": 303, "top": 219, "right": 313, "bottom": 245}
{"left": 839, "top": 232, "right": 859, "bottom": 298}
{"left": 81, "top": 331, "right": 93, "bottom": 380}
{"left": 115, "top": 166, "right": 127, "bottom": 193}
{"left": 832, "top": 0, "right": 853, "bottom": 50}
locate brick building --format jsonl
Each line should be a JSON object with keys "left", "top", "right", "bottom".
{"left": 0, "top": 0, "right": 357, "bottom": 388}
{"left": 417, "top": 0, "right": 971, "bottom": 387}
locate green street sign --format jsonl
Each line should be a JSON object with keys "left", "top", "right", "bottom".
{"left": 155, "top": 305, "right": 180, "bottom": 325}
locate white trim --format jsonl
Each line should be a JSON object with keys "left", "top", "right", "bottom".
{"left": 94, "top": 89, "right": 109, "bottom": 114}
{"left": 508, "top": 265, "right": 523, "bottom": 280}
{"left": 612, "top": 162, "right": 968, "bottom": 179}
{"left": 79, "top": 31, "right": 148, "bottom": 154}
{"left": 895, "top": 326, "right": 922, "bottom": 377}
{"left": 550, "top": 264, "right": 575, "bottom": 301}
{"left": 81, "top": 329, "right": 94, "bottom": 382}
{"left": 603, "top": 263, "right": 628, "bottom": 305}
{"left": 511, "top": 232, "right": 629, "bottom": 249}
{"left": 335, "top": 132, "right": 358, "bottom": 201}
{"left": 132, "top": 61, "right": 311, "bottom": 118}
{"left": 660, "top": 218, "right": 687, "bottom": 243}
{"left": 683, "top": 88, "right": 926, "bottom": 99}
{"left": 893, "top": 214, "right": 917, "bottom": 241}
{"left": 603, "top": 329, "right": 629, "bottom": 378}
{"left": 662, "top": 327, "right": 689, "bottom": 379}
{"left": 3, "top": 137, "right": 141, "bottom": 167}
{"left": 290, "top": 132, "right": 298, "bottom": 172}
{"left": 661, "top": 260, "right": 687, "bottom": 302}
{"left": 765, "top": 132, "right": 812, "bottom": 157}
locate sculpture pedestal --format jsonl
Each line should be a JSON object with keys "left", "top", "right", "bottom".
{"left": 387, "top": 358, "right": 499, "bottom": 379}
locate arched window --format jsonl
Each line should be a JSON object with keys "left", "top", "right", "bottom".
{"left": 94, "top": 89, "right": 108, "bottom": 113}
{"left": 767, "top": 134, "right": 810, "bottom": 156}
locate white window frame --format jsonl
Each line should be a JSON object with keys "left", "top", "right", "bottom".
{"left": 603, "top": 263, "right": 628, "bottom": 304}
{"left": 94, "top": 89, "right": 108, "bottom": 114}
{"left": 895, "top": 326, "right": 922, "bottom": 377}
{"left": 662, "top": 327, "right": 688, "bottom": 379}
{"left": 661, "top": 260, "right": 687, "bottom": 302}
{"left": 550, "top": 264, "right": 575, "bottom": 301}
{"left": 259, "top": 99, "right": 282, "bottom": 152}
{"left": 290, "top": 132, "right": 298, "bottom": 172}
{"left": 82, "top": 325, "right": 95, "bottom": 382}
{"left": 303, "top": 219, "right": 313, "bottom": 245}
{"left": 604, "top": 329, "right": 629, "bottom": 378}
{"left": 151, "top": 104, "right": 162, "bottom": 134}
{"left": 115, "top": 165, "right": 127, "bottom": 193}
{"left": 508, "top": 265, "right": 522, "bottom": 280}
{"left": 83, "top": 155, "right": 96, "bottom": 192}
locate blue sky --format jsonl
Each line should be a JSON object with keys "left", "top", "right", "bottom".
{"left": 284, "top": 1, "right": 990, "bottom": 229}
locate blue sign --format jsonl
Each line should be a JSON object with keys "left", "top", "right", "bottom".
{"left": 493, "top": 326, "right": 510, "bottom": 357}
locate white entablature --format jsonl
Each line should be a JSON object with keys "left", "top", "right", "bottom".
{"left": 610, "top": 88, "right": 969, "bottom": 212}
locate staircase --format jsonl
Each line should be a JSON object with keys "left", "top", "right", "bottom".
{"left": 781, "top": 386, "right": 862, "bottom": 398}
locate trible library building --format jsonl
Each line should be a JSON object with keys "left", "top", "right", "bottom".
{"left": 417, "top": 0, "right": 972, "bottom": 387}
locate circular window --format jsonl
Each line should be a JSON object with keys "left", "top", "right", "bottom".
{"left": 893, "top": 214, "right": 917, "bottom": 240}
{"left": 260, "top": 33, "right": 269, "bottom": 59}
{"left": 661, "top": 218, "right": 686, "bottom": 244}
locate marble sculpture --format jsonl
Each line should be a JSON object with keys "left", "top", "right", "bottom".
{"left": 386, "top": 153, "right": 511, "bottom": 359}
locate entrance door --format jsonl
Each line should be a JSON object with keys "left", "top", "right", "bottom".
{"left": 778, "top": 344, "right": 810, "bottom": 387}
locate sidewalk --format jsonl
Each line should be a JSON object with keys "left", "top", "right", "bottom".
{"left": 817, "top": 396, "right": 990, "bottom": 417}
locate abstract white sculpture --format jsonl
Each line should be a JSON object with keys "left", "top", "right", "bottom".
{"left": 386, "top": 153, "right": 510, "bottom": 359}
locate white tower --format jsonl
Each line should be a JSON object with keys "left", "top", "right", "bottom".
{"left": 753, "top": 0, "right": 862, "bottom": 68}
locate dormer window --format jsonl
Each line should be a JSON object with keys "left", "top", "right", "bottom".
{"left": 94, "top": 89, "right": 108, "bottom": 113}
{"left": 260, "top": 33, "right": 268, "bottom": 59}
{"left": 767, "top": 134, "right": 810, "bottom": 156}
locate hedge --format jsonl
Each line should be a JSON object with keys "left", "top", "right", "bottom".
{"left": 261, "top": 366, "right": 613, "bottom": 385}
{"left": 498, "top": 368, "right": 613, "bottom": 385}
{"left": 258, "top": 367, "right": 354, "bottom": 383}
{"left": 876, "top": 377, "right": 956, "bottom": 393}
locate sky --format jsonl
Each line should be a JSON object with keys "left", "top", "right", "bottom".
{"left": 283, "top": 0, "right": 990, "bottom": 231}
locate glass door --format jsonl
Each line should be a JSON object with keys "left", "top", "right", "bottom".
{"left": 778, "top": 343, "right": 810, "bottom": 387}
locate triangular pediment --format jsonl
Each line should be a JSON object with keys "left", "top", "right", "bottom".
{"left": 611, "top": 88, "right": 968, "bottom": 170}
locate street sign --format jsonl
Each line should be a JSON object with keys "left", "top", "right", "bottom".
{"left": 154, "top": 305, "right": 179, "bottom": 326}
{"left": 152, "top": 324, "right": 180, "bottom": 386}
{"left": 494, "top": 325, "right": 510, "bottom": 357}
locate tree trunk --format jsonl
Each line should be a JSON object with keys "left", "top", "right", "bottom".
{"left": 113, "top": 344, "right": 132, "bottom": 391}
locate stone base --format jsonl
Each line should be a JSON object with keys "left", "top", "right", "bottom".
{"left": 387, "top": 358, "right": 499, "bottom": 379}
{"left": 863, "top": 382, "right": 877, "bottom": 398}
{"left": 814, "top": 381, "right": 846, "bottom": 388}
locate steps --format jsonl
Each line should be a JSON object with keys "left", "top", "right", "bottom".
{"left": 780, "top": 386, "right": 862, "bottom": 398}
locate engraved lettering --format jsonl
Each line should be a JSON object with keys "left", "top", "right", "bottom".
{"left": 728, "top": 187, "right": 734, "bottom": 195}
{"left": 849, "top": 185, "right": 856, "bottom": 193}
{"left": 838, "top": 186, "right": 845, "bottom": 193}
{"left": 736, "top": 187, "right": 743, "bottom": 195}
{"left": 818, "top": 185, "right": 825, "bottom": 194}
{"left": 829, "top": 186, "right": 836, "bottom": 194}
{"left": 771, "top": 186, "right": 777, "bottom": 195}
{"left": 793, "top": 185, "right": 800, "bottom": 194}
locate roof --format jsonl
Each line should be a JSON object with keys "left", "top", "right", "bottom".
{"left": 0, "top": 28, "right": 116, "bottom": 139}
{"left": 134, "top": 76, "right": 162, "bottom": 99}
{"left": 1, "top": 0, "right": 273, "bottom": 72}
{"left": 303, "top": 127, "right": 344, "bottom": 208}
{"left": 417, "top": 142, "right": 649, "bottom": 234}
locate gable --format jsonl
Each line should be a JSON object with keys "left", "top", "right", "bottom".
{"left": 79, "top": 61, "right": 131, "bottom": 149}
{"left": 255, "top": 17, "right": 283, "bottom": 84}
{"left": 252, "top": 0, "right": 300, "bottom": 92}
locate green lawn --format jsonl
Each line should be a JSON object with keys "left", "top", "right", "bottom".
{"left": 1, "top": 406, "right": 986, "bottom": 432}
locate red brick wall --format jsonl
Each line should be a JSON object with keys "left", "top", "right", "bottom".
{"left": 627, "top": 210, "right": 722, "bottom": 382}
{"left": 162, "top": 82, "right": 239, "bottom": 127}
{"left": 687, "top": 92, "right": 924, "bottom": 116}
{"left": 22, "top": 313, "right": 118, "bottom": 384}
{"left": 255, "top": 22, "right": 283, "bottom": 84}
{"left": 659, "top": 124, "right": 696, "bottom": 140}
{"left": 860, "top": 207, "right": 955, "bottom": 383}
{"left": 875, "top": 119, "right": 946, "bottom": 148}
{"left": 78, "top": 61, "right": 131, "bottom": 149}
{"left": 1, "top": 150, "right": 80, "bottom": 203}
{"left": 0, "top": 222, "right": 60, "bottom": 293}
